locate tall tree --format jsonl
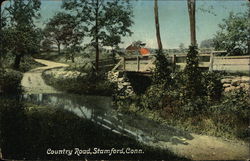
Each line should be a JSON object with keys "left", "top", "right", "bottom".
{"left": 43, "top": 12, "right": 84, "bottom": 55}
{"left": 154, "top": 0, "right": 163, "bottom": 51}
{"left": 63, "top": 0, "right": 133, "bottom": 71}
{"left": 3, "top": 0, "right": 41, "bottom": 69}
{"left": 184, "top": 0, "right": 202, "bottom": 99}
{"left": 0, "top": 0, "right": 6, "bottom": 67}
{"left": 187, "top": 0, "right": 197, "bottom": 46}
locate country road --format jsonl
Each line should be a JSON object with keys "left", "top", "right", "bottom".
{"left": 21, "top": 59, "right": 69, "bottom": 94}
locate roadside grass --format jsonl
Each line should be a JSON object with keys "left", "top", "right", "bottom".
{"left": 0, "top": 98, "right": 188, "bottom": 160}
{"left": 115, "top": 88, "right": 249, "bottom": 141}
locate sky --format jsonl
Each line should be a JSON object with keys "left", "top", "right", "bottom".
{"left": 2, "top": 0, "right": 248, "bottom": 49}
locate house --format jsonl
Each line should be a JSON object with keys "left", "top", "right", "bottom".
{"left": 125, "top": 42, "right": 150, "bottom": 56}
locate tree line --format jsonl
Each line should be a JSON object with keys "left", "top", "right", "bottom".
{"left": 0, "top": 0, "right": 248, "bottom": 70}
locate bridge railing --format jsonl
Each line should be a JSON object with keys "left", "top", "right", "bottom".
{"left": 111, "top": 54, "right": 250, "bottom": 73}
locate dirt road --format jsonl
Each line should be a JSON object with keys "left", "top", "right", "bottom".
{"left": 21, "top": 59, "right": 69, "bottom": 94}
{"left": 153, "top": 134, "right": 249, "bottom": 160}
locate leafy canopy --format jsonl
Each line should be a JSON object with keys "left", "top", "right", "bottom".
{"left": 213, "top": 12, "right": 249, "bottom": 55}
{"left": 2, "top": 0, "right": 42, "bottom": 69}
{"left": 62, "top": 0, "right": 134, "bottom": 49}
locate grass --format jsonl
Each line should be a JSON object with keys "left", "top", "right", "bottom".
{"left": 115, "top": 91, "right": 249, "bottom": 142}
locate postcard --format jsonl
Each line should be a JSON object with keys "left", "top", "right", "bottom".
{"left": 0, "top": 0, "right": 249, "bottom": 160}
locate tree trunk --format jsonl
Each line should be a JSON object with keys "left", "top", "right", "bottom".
{"left": 95, "top": 0, "right": 100, "bottom": 72}
{"left": 13, "top": 54, "right": 22, "bottom": 69}
{"left": 187, "top": 0, "right": 197, "bottom": 46}
{"left": 154, "top": 0, "right": 163, "bottom": 52}
{"left": 57, "top": 43, "right": 61, "bottom": 54}
{"left": 71, "top": 54, "right": 75, "bottom": 63}
{"left": 0, "top": 1, "right": 3, "bottom": 68}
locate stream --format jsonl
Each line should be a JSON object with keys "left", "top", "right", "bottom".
{"left": 21, "top": 93, "right": 193, "bottom": 145}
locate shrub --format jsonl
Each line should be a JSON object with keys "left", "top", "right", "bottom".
{"left": 152, "top": 50, "right": 173, "bottom": 87}
{"left": 0, "top": 69, "right": 22, "bottom": 94}
{"left": 140, "top": 84, "right": 166, "bottom": 110}
{"left": 202, "top": 72, "right": 223, "bottom": 101}
{"left": 183, "top": 45, "right": 203, "bottom": 99}
{"left": 0, "top": 98, "right": 26, "bottom": 159}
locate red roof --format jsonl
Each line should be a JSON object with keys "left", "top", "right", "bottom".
{"left": 140, "top": 48, "right": 150, "bottom": 55}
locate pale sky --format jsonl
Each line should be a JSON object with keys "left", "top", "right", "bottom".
{"left": 2, "top": 0, "right": 248, "bottom": 49}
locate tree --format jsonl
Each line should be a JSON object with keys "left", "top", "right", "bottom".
{"left": 200, "top": 39, "right": 214, "bottom": 49}
{"left": 0, "top": 0, "right": 3, "bottom": 67}
{"left": 4, "top": 0, "right": 41, "bottom": 69}
{"left": 187, "top": 0, "right": 197, "bottom": 46}
{"left": 43, "top": 12, "right": 84, "bottom": 55}
{"left": 213, "top": 12, "right": 249, "bottom": 55}
{"left": 41, "top": 39, "right": 53, "bottom": 52}
{"left": 63, "top": 0, "right": 133, "bottom": 71}
{"left": 179, "top": 43, "right": 185, "bottom": 51}
{"left": 184, "top": 0, "right": 202, "bottom": 99}
{"left": 154, "top": 0, "right": 163, "bottom": 51}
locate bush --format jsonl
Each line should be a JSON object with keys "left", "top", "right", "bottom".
{"left": 183, "top": 45, "right": 203, "bottom": 99}
{"left": 0, "top": 69, "right": 22, "bottom": 94}
{"left": 140, "top": 84, "right": 166, "bottom": 110}
{"left": 0, "top": 98, "right": 26, "bottom": 159}
{"left": 202, "top": 72, "right": 223, "bottom": 101}
{"left": 152, "top": 50, "right": 173, "bottom": 86}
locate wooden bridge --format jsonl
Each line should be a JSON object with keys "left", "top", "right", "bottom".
{"left": 110, "top": 54, "right": 250, "bottom": 74}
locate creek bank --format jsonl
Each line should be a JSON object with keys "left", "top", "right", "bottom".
{"left": 42, "top": 67, "right": 115, "bottom": 96}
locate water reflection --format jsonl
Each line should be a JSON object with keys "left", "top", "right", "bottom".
{"left": 22, "top": 93, "right": 149, "bottom": 142}
{"left": 22, "top": 93, "right": 193, "bottom": 145}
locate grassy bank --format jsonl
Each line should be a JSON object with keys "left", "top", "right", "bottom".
{"left": 117, "top": 95, "right": 249, "bottom": 141}
{"left": 0, "top": 97, "right": 188, "bottom": 160}
{"left": 42, "top": 66, "right": 115, "bottom": 96}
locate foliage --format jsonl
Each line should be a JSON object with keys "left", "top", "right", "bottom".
{"left": 63, "top": 0, "right": 134, "bottom": 70}
{"left": 0, "top": 98, "right": 26, "bottom": 159}
{"left": 202, "top": 72, "right": 223, "bottom": 101}
{"left": 179, "top": 43, "right": 185, "bottom": 51}
{"left": 152, "top": 50, "right": 173, "bottom": 87}
{"left": 213, "top": 12, "right": 249, "bottom": 55}
{"left": 41, "top": 39, "right": 53, "bottom": 52}
{"left": 140, "top": 84, "right": 166, "bottom": 110}
{"left": 43, "top": 12, "right": 84, "bottom": 55}
{"left": 0, "top": 69, "right": 22, "bottom": 94}
{"left": 2, "top": 0, "right": 42, "bottom": 69}
{"left": 200, "top": 38, "right": 214, "bottom": 49}
{"left": 183, "top": 45, "right": 203, "bottom": 99}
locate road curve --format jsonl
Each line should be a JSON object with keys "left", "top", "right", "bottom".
{"left": 21, "top": 59, "right": 69, "bottom": 94}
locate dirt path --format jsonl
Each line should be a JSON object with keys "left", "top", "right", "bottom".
{"left": 151, "top": 134, "right": 249, "bottom": 160}
{"left": 21, "top": 59, "right": 69, "bottom": 94}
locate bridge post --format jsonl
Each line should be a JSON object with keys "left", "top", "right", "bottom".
{"left": 209, "top": 52, "right": 214, "bottom": 71}
{"left": 122, "top": 57, "right": 126, "bottom": 71}
{"left": 137, "top": 56, "right": 140, "bottom": 71}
